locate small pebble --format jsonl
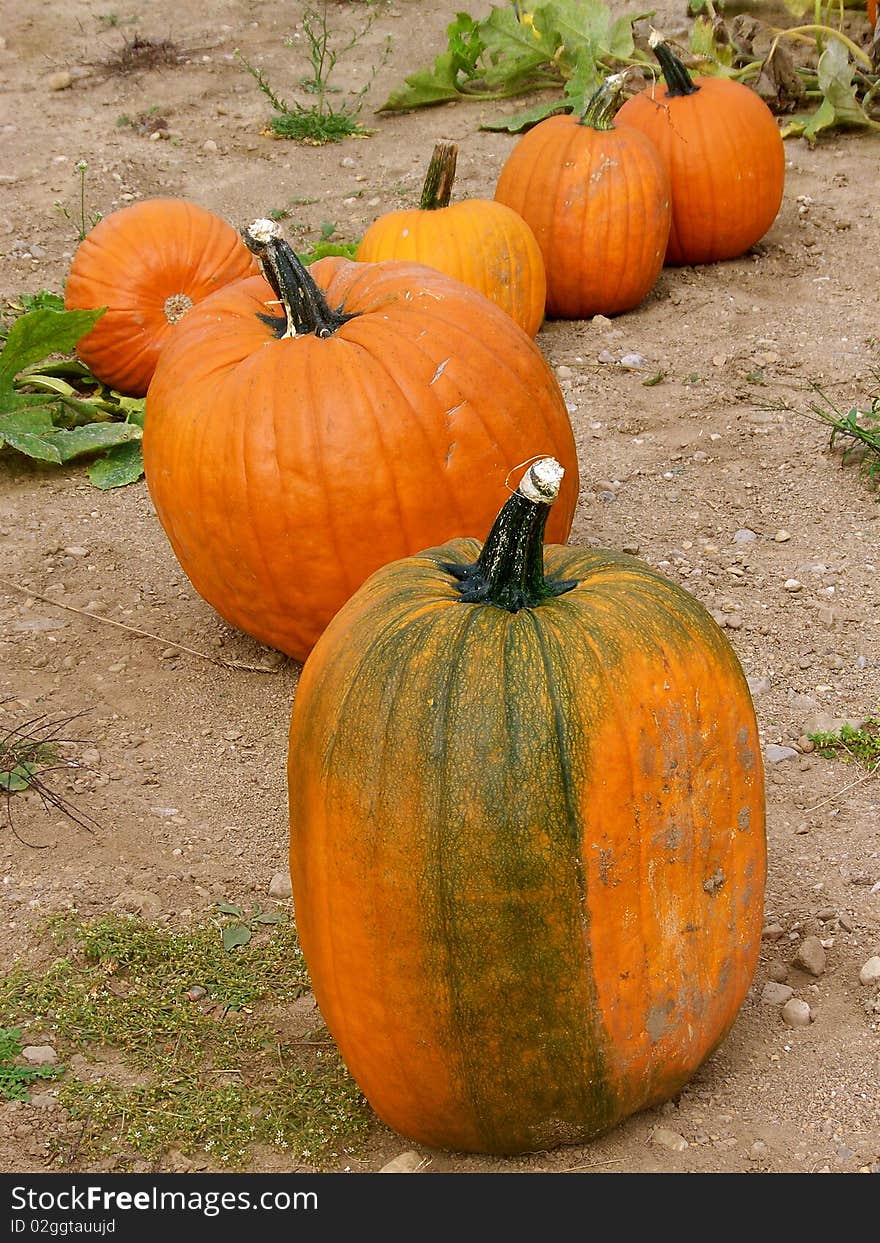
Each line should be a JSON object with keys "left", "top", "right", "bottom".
{"left": 733, "top": 529, "right": 757, "bottom": 544}
{"left": 858, "top": 956, "right": 880, "bottom": 986}
{"left": 618, "top": 352, "right": 646, "bottom": 369}
{"left": 203, "top": 139, "right": 218, "bottom": 154}
{"left": 784, "top": 579, "right": 802, "bottom": 592}
{"left": 794, "top": 935, "right": 826, "bottom": 977}
{"left": 651, "top": 1128, "right": 688, "bottom": 1152}
{"left": 47, "top": 71, "right": 73, "bottom": 91}
{"left": 766, "top": 960, "right": 789, "bottom": 983}
{"left": 268, "top": 871, "right": 292, "bottom": 899}
{"left": 781, "top": 998, "right": 812, "bottom": 1027}
{"left": 555, "top": 365, "right": 574, "bottom": 381}
{"left": 21, "top": 1045, "right": 58, "bottom": 1066}
{"left": 379, "top": 1151, "right": 425, "bottom": 1173}
{"left": 765, "top": 744, "right": 799, "bottom": 763}
{"left": 761, "top": 981, "right": 794, "bottom": 1006}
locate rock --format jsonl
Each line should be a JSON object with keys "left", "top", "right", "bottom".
{"left": 28, "top": 1092, "right": 59, "bottom": 1108}
{"left": 379, "top": 1151, "right": 425, "bottom": 1173}
{"left": 111, "top": 890, "right": 163, "bottom": 919}
{"left": 762, "top": 923, "right": 785, "bottom": 941}
{"left": 765, "top": 744, "right": 798, "bottom": 763}
{"left": 21, "top": 1045, "right": 58, "bottom": 1066}
{"left": 749, "top": 1139, "right": 769, "bottom": 1161}
{"left": 766, "top": 960, "right": 789, "bottom": 983}
{"left": 781, "top": 998, "right": 812, "bottom": 1027}
{"left": 783, "top": 579, "right": 802, "bottom": 592}
{"left": 858, "top": 956, "right": 880, "bottom": 986}
{"left": 794, "top": 935, "right": 826, "bottom": 977}
{"left": 747, "top": 674, "right": 772, "bottom": 697}
{"left": 555, "top": 365, "right": 574, "bottom": 381}
{"left": 733, "top": 528, "right": 757, "bottom": 544}
{"left": 761, "top": 981, "right": 794, "bottom": 1006}
{"left": 47, "top": 71, "right": 73, "bottom": 91}
{"left": 268, "top": 871, "right": 292, "bottom": 899}
{"left": 651, "top": 1127, "right": 688, "bottom": 1152}
{"left": 203, "top": 139, "right": 218, "bottom": 154}
{"left": 619, "top": 352, "right": 647, "bottom": 369}
{"left": 774, "top": 530, "right": 791, "bottom": 542}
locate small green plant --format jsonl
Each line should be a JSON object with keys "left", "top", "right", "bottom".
{"left": 808, "top": 718, "right": 880, "bottom": 766}
{"left": 297, "top": 220, "right": 360, "bottom": 264}
{"left": 235, "top": 2, "right": 391, "bottom": 144}
{"left": 215, "top": 901, "right": 287, "bottom": 951}
{"left": 54, "top": 160, "right": 103, "bottom": 243}
{"left": 0, "top": 301, "right": 145, "bottom": 488}
{"left": 0, "top": 703, "right": 99, "bottom": 841}
{"left": 0, "top": 1027, "right": 63, "bottom": 1101}
{"left": 807, "top": 378, "right": 880, "bottom": 491}
{"left": 0, "top": 913, "right": 371, "bottom": 1167}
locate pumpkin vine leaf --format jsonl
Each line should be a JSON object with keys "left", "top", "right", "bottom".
{"left": 0, "top": 305, "right": 146, "bottom": 488}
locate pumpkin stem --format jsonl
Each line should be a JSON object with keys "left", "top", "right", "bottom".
{"left": 578, "top": 74, "right": 626, "bottom": 131}
{"left": 442, "top": 458, "right": 578, "bottom": 612}
{"left": 242, "top": 218, "right": 355, "bottom": 340}
{"left": 419, "top": 142, "right": 458, "bottom": 211}
{"left": 648, "top": 30, "right": 700, "bottom": 98}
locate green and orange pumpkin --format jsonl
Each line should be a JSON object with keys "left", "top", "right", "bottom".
{"left": 287, "top": 458, "right": 767, "bottom": 1154}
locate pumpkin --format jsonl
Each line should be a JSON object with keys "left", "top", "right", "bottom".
{"left": 493, "top": 76, "right": 671, "bottom": 319}
{"left": 356, "top": 141, "right": 547, "bottom": 337}
{"left": 287, "top": 457, "right": 767, "bottom": 1155}
{"left": 143, "top": 221, "right": 579, "bottom": 662}
{"left": 615, "top": 36, "right": 785, "bottom": 266}
{"left": 870, "top": 0, "right": 877, "bottom": 27}
{"left": 63, "top": 198, "right": 258, "bottom": 396}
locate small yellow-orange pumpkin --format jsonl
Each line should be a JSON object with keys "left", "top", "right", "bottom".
{"left": 356, "top": 141, "right": 547, "bottom": 337}
{"left": 144, "top": 222, "right": 579, "bottom": 661}
{"left": 288, "top": 457, "right": 767, "bottom": 1155}
{"left": 64, "top": 198, "right": 258, "bottom": 396}
{"left": 493, "top": 77, "right": 671, "bottom": 319}
{"left": 615, "top": 37, "right": 785, "bottom": 266}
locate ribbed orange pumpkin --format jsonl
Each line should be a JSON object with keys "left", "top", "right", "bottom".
{"left": 493, "top": 77, "right": 671, "bottom": 319}
{"left": 143, "top": 222, "right": 579, "bottom": 662}
{"left": 869, "top": 0, "right": 877, "bottom": 27}
{"left": 288, "top": 457, "right": 767, "bottom": 1155}
{"left": 615, "top": 38, "right": 785, "bottom": 266}
{"left": 356, "top": 141, "right": 547, "bottom": 336}
{"left": 64, "top": 198, "right": 258, "bottom": 397}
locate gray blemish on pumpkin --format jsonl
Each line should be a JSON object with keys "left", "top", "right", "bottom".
{"left": 735, "top": 726, "right": 755, "bottom": 771}
{"left": 646, "top": 1000, "right": 674, "bottom": 1043}
{"left": 598, "top": 848, "right": 619, "bottom": 886}
{"left": 429, "top": 358, "right": 451, "bottom": 385}
{"left": 703, "top": 867, "right": 725, "bottom": 895}
{"left": 445, "top": 441, "right": 457, "bottom": 466}
{"left": 737, "top": 805, "right": 751, "bottom": 833}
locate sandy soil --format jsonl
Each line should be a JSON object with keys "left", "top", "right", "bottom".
{"left": 1, "top": 0, "right": 879, "bottom": 1175}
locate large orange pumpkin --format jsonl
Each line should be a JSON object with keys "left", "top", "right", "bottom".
{"left": 288, "top": 457, "right": 767, "bottom": 1155}
{"left": 493, "top": 76, "right": 671, "bottom": 319}
{"left": 615, "top": 37, "right": 785, "bottom": 266}
{"left": 143, "top": 222, "right": 579, "bottom": 662}
{"left": 356, "top": 141, "right": 547, "bottom": 337}
{"left": 64, "top": 198, "right": 258, "bottom": 396}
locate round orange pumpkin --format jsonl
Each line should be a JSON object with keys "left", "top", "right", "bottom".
{"left": 356, "top": 141, "right": 547, "bottom": 336}
{"left": 287, "top": 457, "right": 767, "bottom": 1155}
{"left": 63, "top": 198, "right": 258, "bottom": 396}
{"left": 143, "top": 222, "right": 579, "bottom": 662}
{"left": 615, "top": 38, "right": 785, "bottom": 266}
{"left": 493, "top": 77, "right": 672, "bottom": 319}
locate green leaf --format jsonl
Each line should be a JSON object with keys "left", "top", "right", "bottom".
{"left": 0, "top": 308, "right": 105, "bottom": 393}
{"left": 0, "top": 432, "right": 63, "bottom": 462}
{"left": 50, "top": 422, "right": 142, "bottom": 463}
{"left": 216, "top": 903, "right": 244, "bottom": 917}
{"left": 255, "top": 911, "right": 286, "bottom": 924}
{"left": 781, "top": 37, "right": 880, "bottom": 142}
{"left": 222, "top": 924, "right": 252, "bottom": 951}
{"left": 545, "top": 0, "right": 635, "bottom": 61}
{"left": 0, "top": 408, "right": 57, "bottom": 436}
{"left": 0, "top": 764, "right": 37, "bottom": 792}
{"left": 481, "top": 96, "right": 571, "bottom": 132}
{"left": 378, "top": 51, "right": 472, "bottom": 110}
{"left": 87, "top": 440, "right": 145, "bottom": 489}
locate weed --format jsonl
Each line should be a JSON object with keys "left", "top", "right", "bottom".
{"left": 54, "top": 160, "right": 102, "bottom": 243}
{"left": 103, "top": 32, "right": 180, "bottom": 75}
{"left": 235, "top": 2, "right": 391, "bottom": 145}
{"left": 0, "top": 703, "right": 100, "bottom": 844}
{"left": 0, "top": 1027, "right": 63, "bottom": 1101}
{"left": 808, "top": 718, "right": 880, "bottom": 767}
{"left": 806, "top": 378, "right": 880, "bottom": 492}
{"left": 0, "top": 913, "right": 371, "bottom": 1168}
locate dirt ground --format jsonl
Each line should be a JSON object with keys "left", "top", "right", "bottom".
{"left": 1, "top": 0, "right": 879, "bottom": 1177}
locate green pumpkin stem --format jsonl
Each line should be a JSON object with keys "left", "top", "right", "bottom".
{"left": 419, "top": 142, "right": 458, "bottom": 211}
{"left": 578, "top": 74, "right": 626, "bottom": 130}
{"left": 649, "top": 31, "right": 700, "bottom": 97}
{"left": 443, "top": 458, "right": 578, "bottom": 612}
{"left": 242, "top": 219, "right": 354, "bottom": 339}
